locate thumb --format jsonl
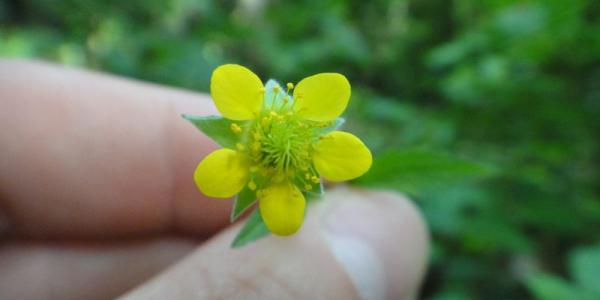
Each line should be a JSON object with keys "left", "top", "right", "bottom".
{"left": 119, "top": 187, "right": 429, "bottom": 300}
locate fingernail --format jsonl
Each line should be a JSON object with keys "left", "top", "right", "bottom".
{"left": 321, "top": 187, "right": 428, "bottom": 300}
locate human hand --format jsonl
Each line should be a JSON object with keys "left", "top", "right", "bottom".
{"left": 0, "top": 60, "right": 428, "bottom": 300}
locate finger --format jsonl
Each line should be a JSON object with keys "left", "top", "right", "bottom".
{"left": 0, "top": 238, "right": 195, "bottom": 300}
{"left": 0, "top": 59, "right": 230, "bottom": 238}
{"left": 120, "top": 187, "right": 429, "bottom": 300}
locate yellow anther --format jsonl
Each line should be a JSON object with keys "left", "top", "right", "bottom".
{"left": 252, "top": 131, "right": 262, "bottom": 140}
{"left": 259, "top": 168, "right": 270, "bottom": 177}
{"left": 305, "top": 173, "right": 311, "bottom": 180}
{"left": 252, "top": 142, "right": 261, "bottom": 152}
{"left": 304, "top": 184, "right": 312, "bottom": 191}
{"left": 261, "top": 116, "right": 270, "bottom": 126}
{"left": 269, "top": 111, "right": 278, "bottom": 117}
{"left": 273, "top": 85, "right": 280, "bottom": 93}
{"left": 283, "top": 96, "right": 289, "bottom": 104}
{"left": 230, "top": 123, "right": 242, "bottom": 134}
{"left": 236, "top": 143, "right": 245, "bottom": 151}
{"left": 311, "top": 176, "right": 320, "bottom": 183}
{"left": 248, "top": 180, "right": 257, "bottom": 191}
{"left": 273, "top": 173, "right": 285, "bottom": 183}
{"left": 287, "top": 82, "right": 294, "bottom": 90}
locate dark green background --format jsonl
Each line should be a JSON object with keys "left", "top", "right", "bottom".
{"left": 2, "top": 0, "right": 599, "bottom": 299}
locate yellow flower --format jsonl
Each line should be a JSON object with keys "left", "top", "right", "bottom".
{"left": 194, "top": 64, "right": 372, "bottom": 236}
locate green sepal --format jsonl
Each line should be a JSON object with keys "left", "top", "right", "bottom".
{"left": 293, "top": 174, "right": 324, "bottom": 199}
{"left": 231, "top": 209, "right": 270, "bottom": 248}
{"left": 263, "top": 79, "right": 288, "bottom": 109}
{"left": 182, "top": 114, "right": 246, "bottom": 149}
{"left": 315, "top": 117, "right": 345, "bottom": 136}
{"left": 231, "top": 185, "right": 257, "bottom": 222}
{"left": 304, "top": 188, "right": 323, "bottom": 203}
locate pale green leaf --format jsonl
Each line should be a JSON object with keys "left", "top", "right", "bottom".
{"left": 569, "top": 244, "right": 600, "bottom": 295}
{"left": 315, "top": 117, "right": 345, "bottom": 136}
{"left": 231, "top": 209, "right": 270, "bottom": 248}
{"left": 524, "top": 273, "right": 581, "bottom": 300}
{"left": 182, "top": 114, "right": 245, "bottom": 149}
{"left": 263, "top": 79, "right": 287, "bottom": 109}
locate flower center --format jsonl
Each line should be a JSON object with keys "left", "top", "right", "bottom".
{"left": 248, "top": 109, "right": 314, "bottom": 176}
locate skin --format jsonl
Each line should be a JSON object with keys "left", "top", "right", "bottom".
{"left": 0, "top": 59, "right": 428, "bottom": 299}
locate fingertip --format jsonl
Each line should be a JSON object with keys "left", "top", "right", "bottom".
{"left": 120, "top": 187, "right": 429, "bottom": 300}
{"left": 321, "top": 187, "right": 429, "bottom": 300}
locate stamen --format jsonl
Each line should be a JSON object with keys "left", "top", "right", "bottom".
{"left": 261, "top": 116, "right": 270, "bottom": 127}
{"left": 248, "top": 180, "right": 257, "bottom": 191}
{"left": 230, "top": 123, "right": 242, "bottom": 134}
{"left": 311, "top": 176, "right": 320, "bottom": 183}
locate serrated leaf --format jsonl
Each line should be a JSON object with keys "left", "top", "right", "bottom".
{"left": 231, "top": 209, "right": 270, "bottom": 248}
{"left": 355, "top": 149, "right": 495, "bottom": 195}
{"left": 524, "top": 273, "right": 581, "bottom": 300}
{"left": 231, "top": 186, "right": 257, "bottom": 221}
{"left": 182, "top": 115, "right": 244, "bottom": 149}
{"left": 569, "top": 244, "right": 600, "bottom": 295}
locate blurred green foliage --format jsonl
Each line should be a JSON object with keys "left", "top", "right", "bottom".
{"left": 1, "top": 0, "right": 599, "bottom": 298}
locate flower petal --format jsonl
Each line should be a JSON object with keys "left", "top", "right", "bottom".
{"left": 210, "top": 64, "right": 264, "bottom": 120}
{"left": 259, "top": 182, "right": 305, "bottom": 236}
{"left": 194, "top": 149, "right": 248, "bottom": 198}
{"left": 293, "top": 73, "right": 350, "bottom": 122}
{"left": 312, "top": 131, "right": 372, "bottom": 182}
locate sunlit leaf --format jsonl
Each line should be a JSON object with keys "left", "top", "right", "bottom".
{"left": 569, "top": 244, "right": 600, "bottom": 295}
{"left": 524, "top": 273, "right": 581, "bottom": 300}
{"left": 355, "top": 149, "right": 495, "bottom": 195}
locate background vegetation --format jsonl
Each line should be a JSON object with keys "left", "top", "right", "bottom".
{"left": 1, "top": 0, "right": 599, "bottom": 298}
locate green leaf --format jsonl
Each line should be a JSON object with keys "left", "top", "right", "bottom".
{"left": 230, "top": 186, "right": 257, "bottom": 221}
{"left": 230, "top": 209, "right": 270, "bottom": 248}
{"left": 524, "top": 273, "right": 581, "bottom": 300}
{"left": 182, "top": 114, "right": 244, "bottom": 149}
{"left": 569, "top": 244, "right": 600, "bottom": 295}
{"left": 355, "top": 149, "right": 495, "bottom": 195}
